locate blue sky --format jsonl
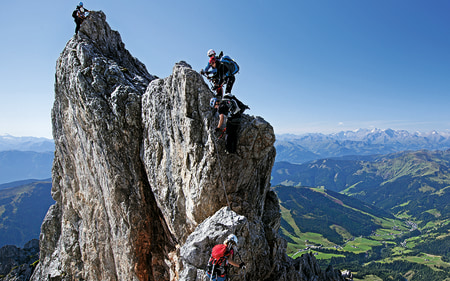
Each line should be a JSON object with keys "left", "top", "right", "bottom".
{"left": 1, "top": 0, "right": 449, "bottom": 139}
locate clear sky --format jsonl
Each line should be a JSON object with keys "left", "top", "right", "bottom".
{"left": 1, "top": 0, "right": 449, "bottom": 139}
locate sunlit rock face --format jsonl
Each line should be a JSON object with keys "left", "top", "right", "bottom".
{"left": 32, "top": 10, "right": 345, "bottom": 281}
{"left": 31, "top": 11, "right": 174, "bottom": 281}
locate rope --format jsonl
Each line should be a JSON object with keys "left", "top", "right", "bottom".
{"left": 212, "top": 133, "right": 231, "bottom": 210}
{"left": 211, "top": 130, "right": 250, "bottom": 281}
{"left": 208, "top": 83, "right": 250, "bottom": 281}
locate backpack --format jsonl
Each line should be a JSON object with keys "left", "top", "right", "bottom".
{"left": 72, "top": 9, "right": 78, "bottom": 18}
{"left": 221, "top": 56, "right": 240, "bottom": 75}
{"left": 207, "top": 244, "right": 231, "bottom": 277}
{"left": 222, "top": 97, "right": 241, "bottom": 117}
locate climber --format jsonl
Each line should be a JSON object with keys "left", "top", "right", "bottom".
{"left": 73, "top": 2, "right": 90, "bottom": 35}
{"left": 201, "top": 49, "right": 223, "bottom": 76}
{"left": 206, "top": 234, "right": 245, "bottom": 281}
{"left": 210, "top": 95, "right": 249, "bottom": 154}
{"left": 208, "top": 56, "right": 238, "bottom": 95}
{"left": 201, "top": 50, "right": 224, "bottom": 97}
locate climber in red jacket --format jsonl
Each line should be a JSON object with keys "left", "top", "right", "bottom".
{"left": 206, "top": 234, "right": 245, "bottom": 281}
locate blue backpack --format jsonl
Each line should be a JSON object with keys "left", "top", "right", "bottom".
{"left": 221, "top": 56, "right": 239, "bottom": 75}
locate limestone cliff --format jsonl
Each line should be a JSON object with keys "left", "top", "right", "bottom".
{"left": 32, "top": 11, "right": 345, "bottom": 281}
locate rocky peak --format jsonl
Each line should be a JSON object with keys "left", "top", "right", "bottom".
{"left": 31, "top": 11, "right": 346, "bottom": 281}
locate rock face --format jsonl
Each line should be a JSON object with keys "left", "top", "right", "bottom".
{"left": 32, "top": 11, "right": 345, "bottom": 281}
{"left": 31, "top": 11, "right": 174, "bottom": 281}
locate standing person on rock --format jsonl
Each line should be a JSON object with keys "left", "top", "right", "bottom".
{"left": 73, "top": 2, "right": 90, "bottom": 35}
{"left": 206, "top": 234, "right": 245, "bottom": 281}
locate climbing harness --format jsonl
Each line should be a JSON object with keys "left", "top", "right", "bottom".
{"left": 201, "top": 73, "right": 224, "bottom": 97}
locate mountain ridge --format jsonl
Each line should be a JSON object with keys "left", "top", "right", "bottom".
{"left": 0, "top": 135, "right": 54, "bottom": 152}
{"left": 275, "top": 128, "right": 450, "bottom": 164}
{"left": 272, "top": 149, "right": 450, "bottom": 223}
{"left": 0, "top": 179, "right": 54, "bottom": 248}
{"left": 0, "top": 151, "right": 53, "bottom": 185}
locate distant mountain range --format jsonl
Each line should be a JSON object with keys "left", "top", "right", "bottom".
{"left": 272, "top": 149, "right": 450, "bottom": 223}
{"left": 0, "top": 179, "right": 54, "bottom": 247}
{"left": 273, "top": 148, "right": 450, "bottom": 280}
{"left": 0, "top": 135, "right": 54, "bottom": 185}
{"left": 0, "top": 150, "right": 53, "bottom": 184}
{"left": 0, "top": 135, "right": 54, "bottom": 152}
{"left": 275, "top": 128, "right": 450, "bottom": 163}
{"left": 0, "top": 136, "right": 55, "bottom": 248}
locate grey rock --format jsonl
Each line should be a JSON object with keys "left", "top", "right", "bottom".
{"left": 32, "top": 10, "right": 345, "bottom": 281}
{"left": 0, "top": 240, "right": 39, "bottom": 281}
{"left": 31, "top": 11, "right": 174, "bottom": 281}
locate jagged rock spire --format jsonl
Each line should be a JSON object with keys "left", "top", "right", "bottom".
{"left": 32, "top": 11, "right": 174, "bottom": 281}
{"left": 32, "top": 10, "right": 345, "bottom": 281}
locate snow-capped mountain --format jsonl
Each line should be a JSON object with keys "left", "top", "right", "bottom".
{"left": 0, "top": 134, "right": 54, "bottom": 152}
{"left": 275, "top": 128, "right": 450, "bottom": 163}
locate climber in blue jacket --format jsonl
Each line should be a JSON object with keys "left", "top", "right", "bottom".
{"left": 201, "top": 49, "right": 222, "bottom": 75}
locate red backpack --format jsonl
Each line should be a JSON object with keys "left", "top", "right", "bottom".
{"left": 207, "top": 244, "right": 233, "bottom": 277}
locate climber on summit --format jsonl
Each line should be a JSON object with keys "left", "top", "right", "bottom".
{"left": 73, "top": 2, "right": 90, "bottom": 35}
{"left": 210, "top": 95, "right": 249, "bottom": 154}
{"left": 206, "top": 234, "right": 245, "bottom": 281}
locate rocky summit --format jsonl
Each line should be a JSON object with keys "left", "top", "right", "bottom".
{"left": 30, "top": 11, "right": 346, "bottom": 281}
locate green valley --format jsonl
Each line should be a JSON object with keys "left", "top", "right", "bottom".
{"left": 272, "top": 149, "right": 450, "bottom": 280}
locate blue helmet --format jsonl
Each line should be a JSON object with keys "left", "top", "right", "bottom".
{"left": 210, "top": 97, "right": 219, "bottom": 108}
{"left": 79, "top": 2, "right": 83, "bottom": 6}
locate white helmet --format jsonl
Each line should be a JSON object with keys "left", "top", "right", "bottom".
{"left": 207, "top": 49, "right": 216, "bottom": 57}
{"left": 224, "top": 234, "right": 238, "bottom": 245}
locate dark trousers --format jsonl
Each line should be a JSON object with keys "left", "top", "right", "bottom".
{"left": 75, "top": 18, "right": 83, "bottom": 34}
{"left": 225, "top": 75, "right": 235, "bottom": 94}
{"left": 226, "top": 115, "right": 240, "bottom": 153}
